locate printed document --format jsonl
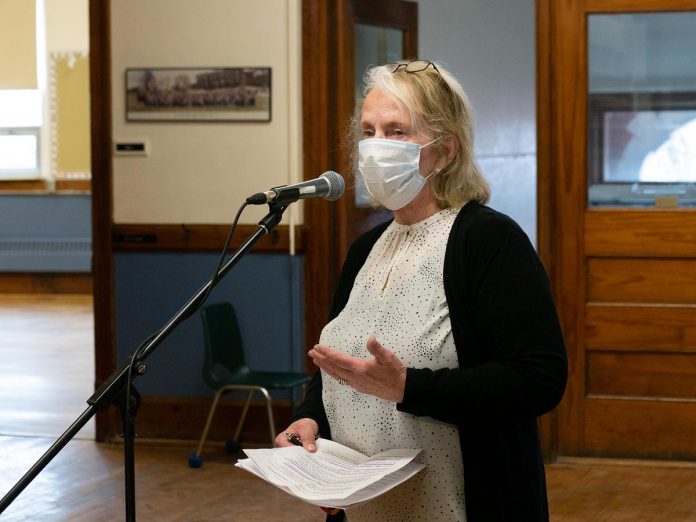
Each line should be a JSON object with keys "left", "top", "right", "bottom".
{"left": 235, "top": 438, "right": 424, "bottom": 508}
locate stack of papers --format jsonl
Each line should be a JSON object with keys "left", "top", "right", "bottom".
{"left": 235, "top": 438, "right": 424, "bottom": 509}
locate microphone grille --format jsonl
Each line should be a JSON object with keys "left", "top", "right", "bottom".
{"left": 321, "top": 171, "right": 345, "bottom": 201}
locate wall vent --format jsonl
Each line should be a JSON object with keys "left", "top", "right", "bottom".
{"left": 0, "top": 238, "right": 91, "bottom": 272}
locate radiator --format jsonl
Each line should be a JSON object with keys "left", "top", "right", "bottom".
{"left": 0, "top": 238, "right": 92, "bottom": 272}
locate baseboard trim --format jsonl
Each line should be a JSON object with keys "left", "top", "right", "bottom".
{"left": 132, "top": 395, "right": 295, "bottom": 445}
{"left": 0, "top": 272, "right": 93, "bottom": 294}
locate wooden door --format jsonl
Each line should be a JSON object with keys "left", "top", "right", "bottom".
{"left": 539, "top": 0, "right": 696, "bottom": 458}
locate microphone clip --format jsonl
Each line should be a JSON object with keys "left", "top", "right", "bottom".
{"left": 246, "top": 186, "right": 300, "bottom": 206}
{"left": 259, "top": 199, "right": 290, "bottom": 232}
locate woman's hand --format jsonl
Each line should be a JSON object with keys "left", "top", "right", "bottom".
{"left": 309, "top": 336, "right": 407, "bottom": 403}
{"left": 274, "top": 418, "right": 319, "bottom": 452}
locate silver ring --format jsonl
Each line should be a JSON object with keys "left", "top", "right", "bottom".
{"left": 337, "top": 376, "right": 348, "bottom": 386}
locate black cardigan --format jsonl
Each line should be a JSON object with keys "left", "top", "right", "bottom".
{"left": 294, "top": 201, "right": 568, "bottom": 521}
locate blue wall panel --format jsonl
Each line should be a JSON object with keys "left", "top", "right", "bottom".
{"left": 114, "top": 251, "right": 305, "bottom": 398}
{"left": 0, "top": 194, "right": 92, "bottom": 272}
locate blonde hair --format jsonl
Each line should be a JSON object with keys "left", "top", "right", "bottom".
{"left": 352, "top": 61, "right": 490, "bottom": 208}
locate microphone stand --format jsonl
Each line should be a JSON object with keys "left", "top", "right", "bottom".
{"left": 0, "top": 201, "right": 291, "bottom": 521}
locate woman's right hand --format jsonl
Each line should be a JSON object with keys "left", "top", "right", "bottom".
{"left": 274, "top": 418, "right": 319, "bottom": 452}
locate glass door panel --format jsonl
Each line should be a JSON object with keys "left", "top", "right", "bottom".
{"left": 588, "top": 13, "right": 696, "bottom": 208}
{"left": 353, "top": 23, "right": 404, "bottom": 207}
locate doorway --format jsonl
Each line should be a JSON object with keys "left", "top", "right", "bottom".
{"left": 301, "top": 0, "right": 418, "bottom": 350}
{"left": 0, "top": 0, "right": 94, "bottom": 439}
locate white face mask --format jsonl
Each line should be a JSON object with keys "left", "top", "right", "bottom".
{"left": 358, "top": 137, "right": 438, "bottom": 210}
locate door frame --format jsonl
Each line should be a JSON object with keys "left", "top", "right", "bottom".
{"left": 90, "top": 0, "right": 118, "bottom": 441}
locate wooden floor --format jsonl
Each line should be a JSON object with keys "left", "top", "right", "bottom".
{"left": 0, "top": 294, "right": 94, "bottom": 439}
{"left": 0, "top": 436, "right": 323, "bottom": 521}
{"left": 3, "top": 294, "right": 696, "bottom": 520}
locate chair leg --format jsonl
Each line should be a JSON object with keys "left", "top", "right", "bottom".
{"left": 194, "top": 387, "right": 227, "bottom": 457}
{"left": 232, "top": 390, "right": 255, "bottom": 443}
{"left": 256, "top": 387, "right": 276, "bottom": 446}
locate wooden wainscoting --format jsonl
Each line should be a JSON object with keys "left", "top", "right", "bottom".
{"left": 112, "top": 224, "right": 303, "bottom": 253}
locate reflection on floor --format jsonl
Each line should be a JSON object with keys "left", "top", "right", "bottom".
{"left": 0, "top": 294, "right": 94, "bottom": 439}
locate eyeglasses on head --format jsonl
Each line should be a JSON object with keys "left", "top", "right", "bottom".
{"left": 389, "top": 60, "right": 440, "bottom": 75}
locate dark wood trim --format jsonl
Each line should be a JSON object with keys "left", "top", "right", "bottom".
{"left": 585, "top": 0, "right": 696, "bottom": 12}
{"left": 536, "top": 0, "right": 553, "bottom": 279}
{"left": 301, "top": 0, "right": 342, "bottom": 365}
{"left": 535, "top": 0, "right": 559, "bottom": 462}
{"left": 354, "top": 0, "right": 418, "bottom": 35}
{"left": 0, "top": 273, "right": 92, "bottom": 294}
{"left": 0, "top": 179, "right": 89, "bottom": 193}
{"left": 0, "top": 180, "right": 48, "bottom": 192}
{"left": 353, "top": 0, "right": 419, "bottom": 64}
{"left": 112, "top": 224, "right": 303, "bottom": 253}
{"left": 333, "top": 0, "right": 353, "bottom": 268}
{"left": 134, "top": 396, "right": 294, "bottom": 444}
{"left": 549, "top": 0, "right": 589, "bottom": 456}
{"left": 55, "top": 179, "right": 91, "bottom": 192}
{"left": 90, "top": 0, "right": 118, "bottom": 442}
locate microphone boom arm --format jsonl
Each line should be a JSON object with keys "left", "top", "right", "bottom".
{"left": 0, "top": 201, "right": 290, "bottom": 520}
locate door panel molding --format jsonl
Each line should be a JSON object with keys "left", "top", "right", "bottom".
{"left": 586, "top": 304, "right": 696, "bottom": 352}
{"left": 586, "top": 211, "right": 696, "bottom": 257}
{"left": 587, "top": 352, "right": 696, "bottom": 398}
{"left": 585, "top": 399, "right": 696, "bottom": 459}
{"left": 587, "top": 258, "right": 696, "bottom": 303}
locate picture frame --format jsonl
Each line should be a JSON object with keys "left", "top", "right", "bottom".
{"left": 125, "top": 67, "right": 271, "bottom": 122}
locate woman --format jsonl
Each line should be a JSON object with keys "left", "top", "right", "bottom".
{"left": 276, "top": 60, "right": 567, "bottom": 521}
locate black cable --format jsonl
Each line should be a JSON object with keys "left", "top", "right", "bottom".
{"left": 193, "top": 201, "right": 249, "bottom": 317}
{"left": 122, "top": 201, "right": 249, "bottom": 442}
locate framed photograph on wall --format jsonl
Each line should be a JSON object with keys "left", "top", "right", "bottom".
{"left": 125, "top": 67, "right": 271, "bottom": 122}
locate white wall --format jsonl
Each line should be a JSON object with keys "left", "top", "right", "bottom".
{"left": 45, "top": 0, "right": 89, "bottom": 52}
{"left": 419, "top": 0, "right": 537, "bottom": 244}
{"left": 109, "top": 0, "right": 535, "bottom": 236}
{"left": 110, "top": 0, "right": 302, "bottom": 225}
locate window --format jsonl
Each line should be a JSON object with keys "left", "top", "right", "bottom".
{"left": 0, "top": 0, "right": 44, "bottom": 182}
{"left": 587, "top": 13, "right": 696, "bottom": 208}
{"left": 0, "top": 0, "right": 91, "bottom": 190}
{"left": 0, "top": 90, "right": 42, "bottom": 178}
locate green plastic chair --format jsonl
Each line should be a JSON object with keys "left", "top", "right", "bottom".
{"left": 188, "top": 302, "right": 310, "bottom": 468}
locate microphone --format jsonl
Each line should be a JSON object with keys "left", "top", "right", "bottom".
{"left": 246, "top": 171, "right": 345, "bottom": 205}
